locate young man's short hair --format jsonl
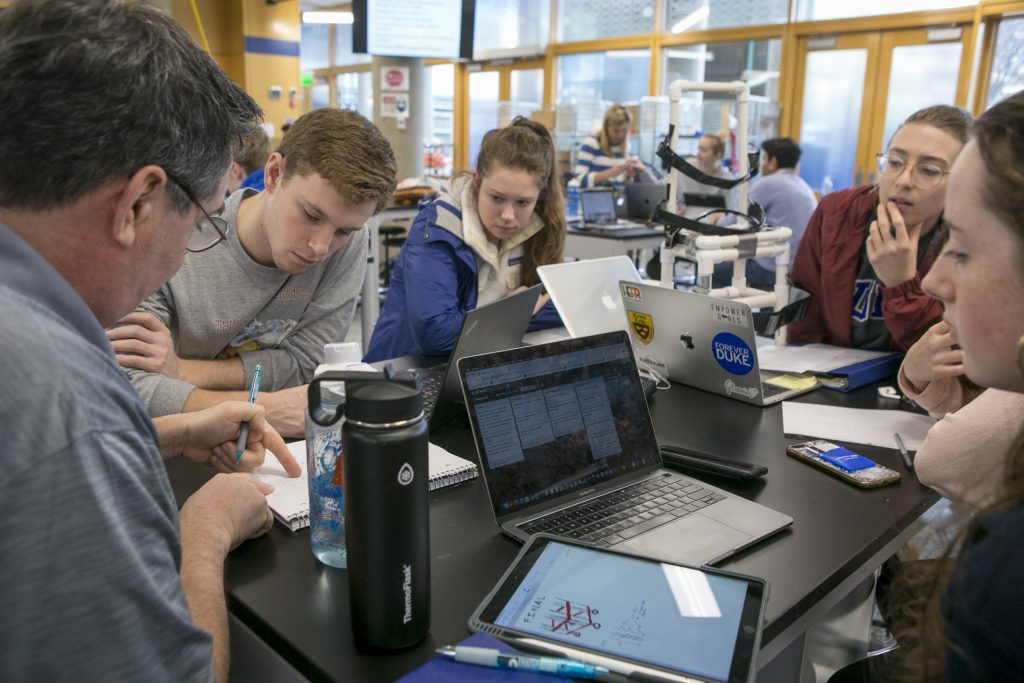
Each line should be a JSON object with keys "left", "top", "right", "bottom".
{"left": 761, "top": 138, "right": 802, "bottom": 169}
{"left": 233, "top": 127, "right": 272, "bottom": 176}
{"left": 277, "top": 108, "right": 398, "bottom": 213}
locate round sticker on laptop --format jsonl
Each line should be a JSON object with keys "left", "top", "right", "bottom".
{"left": 711, "top": 332, "right": 755, "bottom": 376}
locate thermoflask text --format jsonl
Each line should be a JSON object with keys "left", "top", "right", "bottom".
{"left": 342, "top": 372, "right": 430, "bottom": 651}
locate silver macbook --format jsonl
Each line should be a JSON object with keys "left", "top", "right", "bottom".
{"left": 619, "top": 281, "right": 818, "bottom": 406}
{"left": 456, "top": 331, "right": 792, "bottom": 567}
{"left": 580, "top": 189, "right": 646, "bottom": 230}
{"left": 538, "top": 256, "right": 642, "bottom": 339}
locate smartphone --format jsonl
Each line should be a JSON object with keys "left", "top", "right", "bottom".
{"left": 786, "top": 440, "right": 900, "bottom": 488}
{"left": 469, "top": 534, "right": 767, "bottom": 683}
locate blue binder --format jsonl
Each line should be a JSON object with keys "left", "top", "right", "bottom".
{"left": 815, "top": 352, "right": 904, "bottom": 393}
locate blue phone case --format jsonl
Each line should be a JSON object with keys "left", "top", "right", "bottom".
{"left": 818, "top": 447, "right": 875, "bottom": 472}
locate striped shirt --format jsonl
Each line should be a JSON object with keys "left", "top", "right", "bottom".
{"left": 572, "top": 134, "right": 627, "bottom": 188}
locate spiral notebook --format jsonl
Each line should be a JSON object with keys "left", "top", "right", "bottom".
{"left": 255, "top": 440, "right": 479, "bottom": 531}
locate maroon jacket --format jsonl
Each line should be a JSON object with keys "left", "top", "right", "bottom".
{"left": 788, "top": 185, "right": 942, "bottom": 351}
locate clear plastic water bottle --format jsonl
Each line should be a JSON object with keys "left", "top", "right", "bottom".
{"left": 304, "top": 342, "right": 374, "bottom": 568}
{"left": 566, "top": 183, "right": 580, "bottom": 220}
{"left": 820, "top": 175, "right": 834, "bottom": 198}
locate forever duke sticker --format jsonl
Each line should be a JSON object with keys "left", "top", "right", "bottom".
{"left": 711, "top": 332, "right": 754, "bottom": 376}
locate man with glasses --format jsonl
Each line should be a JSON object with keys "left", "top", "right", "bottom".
{"left": 108, "top": 108, "right": 397, "bottom": 438}
{"left": 0, "top": 1, "right": 300, "bottom": 680}
{"left": 788, "top": 105, "right": 972, "bottom": 351}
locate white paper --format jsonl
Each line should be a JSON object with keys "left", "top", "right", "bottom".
{"left": 756, "top": 342, "right": 896, "bottom": 374}
{"left": 782, "top": 403, "right": 935, "bottom": 450}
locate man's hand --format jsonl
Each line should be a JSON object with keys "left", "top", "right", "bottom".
{"left": 182, "top": 402, "right": 301, "bottom": 476}
{"left": 902, "top": 321, "right": 965, "bottom": 392}
{"left": 259, "top": 385, "right": 309, "bottom": 439}
{"left": 179, "top": 473, "right": 276, "bottom": 554}
{"left": 867, "top": 201, "right": 922, "bottom": 287}
{"left": 106, "top": 311, "right": 180, "bottom": 377}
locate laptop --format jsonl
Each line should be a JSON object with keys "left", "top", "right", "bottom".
{"left": 456, "top": 331, "right": 793, "bottom": 567}
{"left": 537, "top": 256, "right": 642, "bottom": 339}
{"left": 619, "top": 281, "right": 818, "bottom": 406}
{"left": 682, "top": 191, "right": 727, "bottom": 220}
{"left": 625, "top": 183, "right": 668, "bottom": 221}
{"left": 417, "top": 284, "right": 541, "bottom": 430}
{"left": 579, "top": 189, "right": 647, "bottom": 231}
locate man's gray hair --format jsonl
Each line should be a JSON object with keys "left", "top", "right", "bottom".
{"left": 0, "top": 0, "right": 262, "bottom": 213}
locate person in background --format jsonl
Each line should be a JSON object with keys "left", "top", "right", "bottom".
{"left": 712, "top": 137, "right": 817, "bottom": 289}
{"left": 0, "top": 1, "right": 300, "bottom": 680}
{"left": 108, "top": 108, "right": 397, "bottom": 438}
{"left": 788, "top": 105, "right": 972, "bottom": 351}
{"left": 365, "top": 117, "right": 564, "bottom": 362}
{"left": 225, "top": 125, "right": 272, "bottom": 194}
{"left": 571, "top": 104, "right": 646, "bottom": 189}
{"left": 678, "top": 132, "right": 737, "bottom": 206}
{"left": 748, "top": 138, "right": 817, "bottom": 275}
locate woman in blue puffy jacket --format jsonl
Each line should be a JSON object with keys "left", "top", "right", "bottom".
{"left": 365, "top": 117, "right": 565, "bottom": 362}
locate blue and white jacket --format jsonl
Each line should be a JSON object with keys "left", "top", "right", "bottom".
{"left": 364, "top": 178, "right": 562, "bottom": 362}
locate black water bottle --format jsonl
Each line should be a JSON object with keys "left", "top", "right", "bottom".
{"left": 342, "top": 372, "right": 430, "bottom": 651}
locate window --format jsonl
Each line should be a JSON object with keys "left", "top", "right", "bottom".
{"left": 336, "top": 72, "right": 373, "bottom": 119}
{"left": 665, "top": 0, "right": 787, "bottom": 32}
{"left": 795, "top": 0, "right": 976, "bottom": 22}
{"left": 300, "top": 23, "right": 330, "bottom": 72}
{"left": 662, "top": 40, "right": 781, "bottom": 155}
{"left": 474, "top": 0, "right": 550, "bottom": 59}
{"left": 557, "top": 0, "right": 654, "bottom": 41}
{"left": 986, "top": 16, "right": 1024, "bottom": 110}
{"left": 557, "top": 50, "right": 651, "bottom": 103}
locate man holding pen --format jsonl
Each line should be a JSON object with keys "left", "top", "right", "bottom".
{"left": 0, "top": 1, "right": 299, "bottom": 681}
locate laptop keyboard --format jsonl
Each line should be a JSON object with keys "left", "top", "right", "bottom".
{"left": 761, "top": 381, "right": 789, "bottom": 399}
{"left": 520, "top": 475, "right": 726, "bottom": 548}
{"left": 418, "top": 369, "right": 443, "bottom": 418}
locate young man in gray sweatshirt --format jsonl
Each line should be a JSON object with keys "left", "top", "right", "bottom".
{"left": 108, "top": 108, "right": 398, "bottom": 437}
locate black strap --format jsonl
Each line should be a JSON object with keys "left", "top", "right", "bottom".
{"left": 654, "top": 202, "right": 766, "bottom": 244}
{"left": 657, "top": 124, "right": 760, "bottom": 189}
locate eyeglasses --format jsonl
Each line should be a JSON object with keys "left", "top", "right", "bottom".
{"left": 165, "top": 172, "right": 228, "bottom": 253}
{"left": 876, "top": 153, "right": 950, "bottom": 189}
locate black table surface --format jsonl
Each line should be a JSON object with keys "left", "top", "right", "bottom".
{"left": 166, "top": 376, "right": 937, "bottom": 682}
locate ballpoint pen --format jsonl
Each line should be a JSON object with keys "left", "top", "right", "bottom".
{"left": 894, "top": 432, "right": 913, "bottom": 471}
{"left": 436, "top": 645, "right": 612, "bottom": 680}
{"left": 235, "top": 364, "right": 262, "bottom": 463}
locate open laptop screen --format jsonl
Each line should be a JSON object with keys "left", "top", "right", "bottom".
{"left": 458, "top": 332, "right": 661, "bottom": 519}
{"left": 580, "top": 190, "right": 616, "bottom": 224}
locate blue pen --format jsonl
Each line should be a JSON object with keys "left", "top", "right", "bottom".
{"left": 235, "top": 364, "right": 262, "bottom": 463}
{"left": 436, "top": 645, "right": 611, "bottom": 680}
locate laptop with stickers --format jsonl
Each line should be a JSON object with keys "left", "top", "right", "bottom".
{"left": 618, "top": 281, "right": 817, "bottom": 406}
{"left": 456, "top": 331, "right": 793, "bottom": 567}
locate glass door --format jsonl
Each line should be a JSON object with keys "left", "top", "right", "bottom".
{"left": 792, "top": 26, "right": 971, "bottom": 193}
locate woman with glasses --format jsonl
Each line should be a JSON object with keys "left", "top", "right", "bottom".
{"left": 788, "top": 105, "right": 973, "bottom": 351}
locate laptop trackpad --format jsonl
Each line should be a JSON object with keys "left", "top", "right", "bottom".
{"left": 623, "top": 514, "right": 752, "bottom": 566}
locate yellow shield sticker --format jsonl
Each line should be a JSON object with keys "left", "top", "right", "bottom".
{"left": 627, "top": 310, "right": 654, "bottom": 345}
